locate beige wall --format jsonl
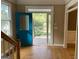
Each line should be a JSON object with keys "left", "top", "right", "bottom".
{"left": 53, "top": 5, "right": 65, "bottom": 44}
{"left": 16, "top": 5, "right": 25, "bottom": 12}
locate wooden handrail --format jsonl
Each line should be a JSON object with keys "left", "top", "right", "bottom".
{"left": 1, "top": 31, "right": 20, "bottom": 59}
{"left": 1, "top": 31, "right": 16, "bottom": 46}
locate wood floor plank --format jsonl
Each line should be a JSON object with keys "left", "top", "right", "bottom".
{"left": 18, "top": 46, "right": 75, "bottom": 59}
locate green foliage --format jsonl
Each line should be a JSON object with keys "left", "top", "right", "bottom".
{"left": 33, "top": 13, "right": 47, "bottom": 36}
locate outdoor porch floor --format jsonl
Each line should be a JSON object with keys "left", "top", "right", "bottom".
{"left": 33, "top": 36, "right": 47, "bottom": 46}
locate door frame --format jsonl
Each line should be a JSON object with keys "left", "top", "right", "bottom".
{"left": 64, "top": 3, "right": 78, "bottom": 48}
{"left": 32, "top": 12, "right": 52, "bottom": 45}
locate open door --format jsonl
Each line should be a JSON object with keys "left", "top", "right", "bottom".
{"left": 16, "top": 12, "right": 32, "bottom": 47}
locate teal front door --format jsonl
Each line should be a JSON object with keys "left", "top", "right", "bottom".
{"left": 16, "top": 12, "right": 32, "bottom": 47}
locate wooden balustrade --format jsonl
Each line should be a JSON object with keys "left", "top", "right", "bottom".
{"left": 1, "top": 31, "right": 20, "bottom": 59}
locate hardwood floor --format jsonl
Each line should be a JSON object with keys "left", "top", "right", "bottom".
{"left": 19, "top": 46, "right": 75, "bottom": 59}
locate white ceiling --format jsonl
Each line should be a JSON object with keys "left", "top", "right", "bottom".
{"left": 17, "top": 0, "right": 65, "bottom": 5}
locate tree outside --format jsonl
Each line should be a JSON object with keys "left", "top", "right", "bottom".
{"left": 33, "top": 13, "right": 47, "bottom": 36}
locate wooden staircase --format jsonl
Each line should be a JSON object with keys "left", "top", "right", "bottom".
{"left": 1, "top": 31, "right": 20, "bottom": 59}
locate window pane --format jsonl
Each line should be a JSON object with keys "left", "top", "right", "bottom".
{"left": 1, "top": 21, "right": 11, "bottom": 36}
{"left": 1, "top": 3, "right": 10, "bottom": 20}
{"left": 20, "top": 15, "right": 29, "bottom": 30}
{"left": 1, "top": 3, "right": 12, "bottom": 37}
